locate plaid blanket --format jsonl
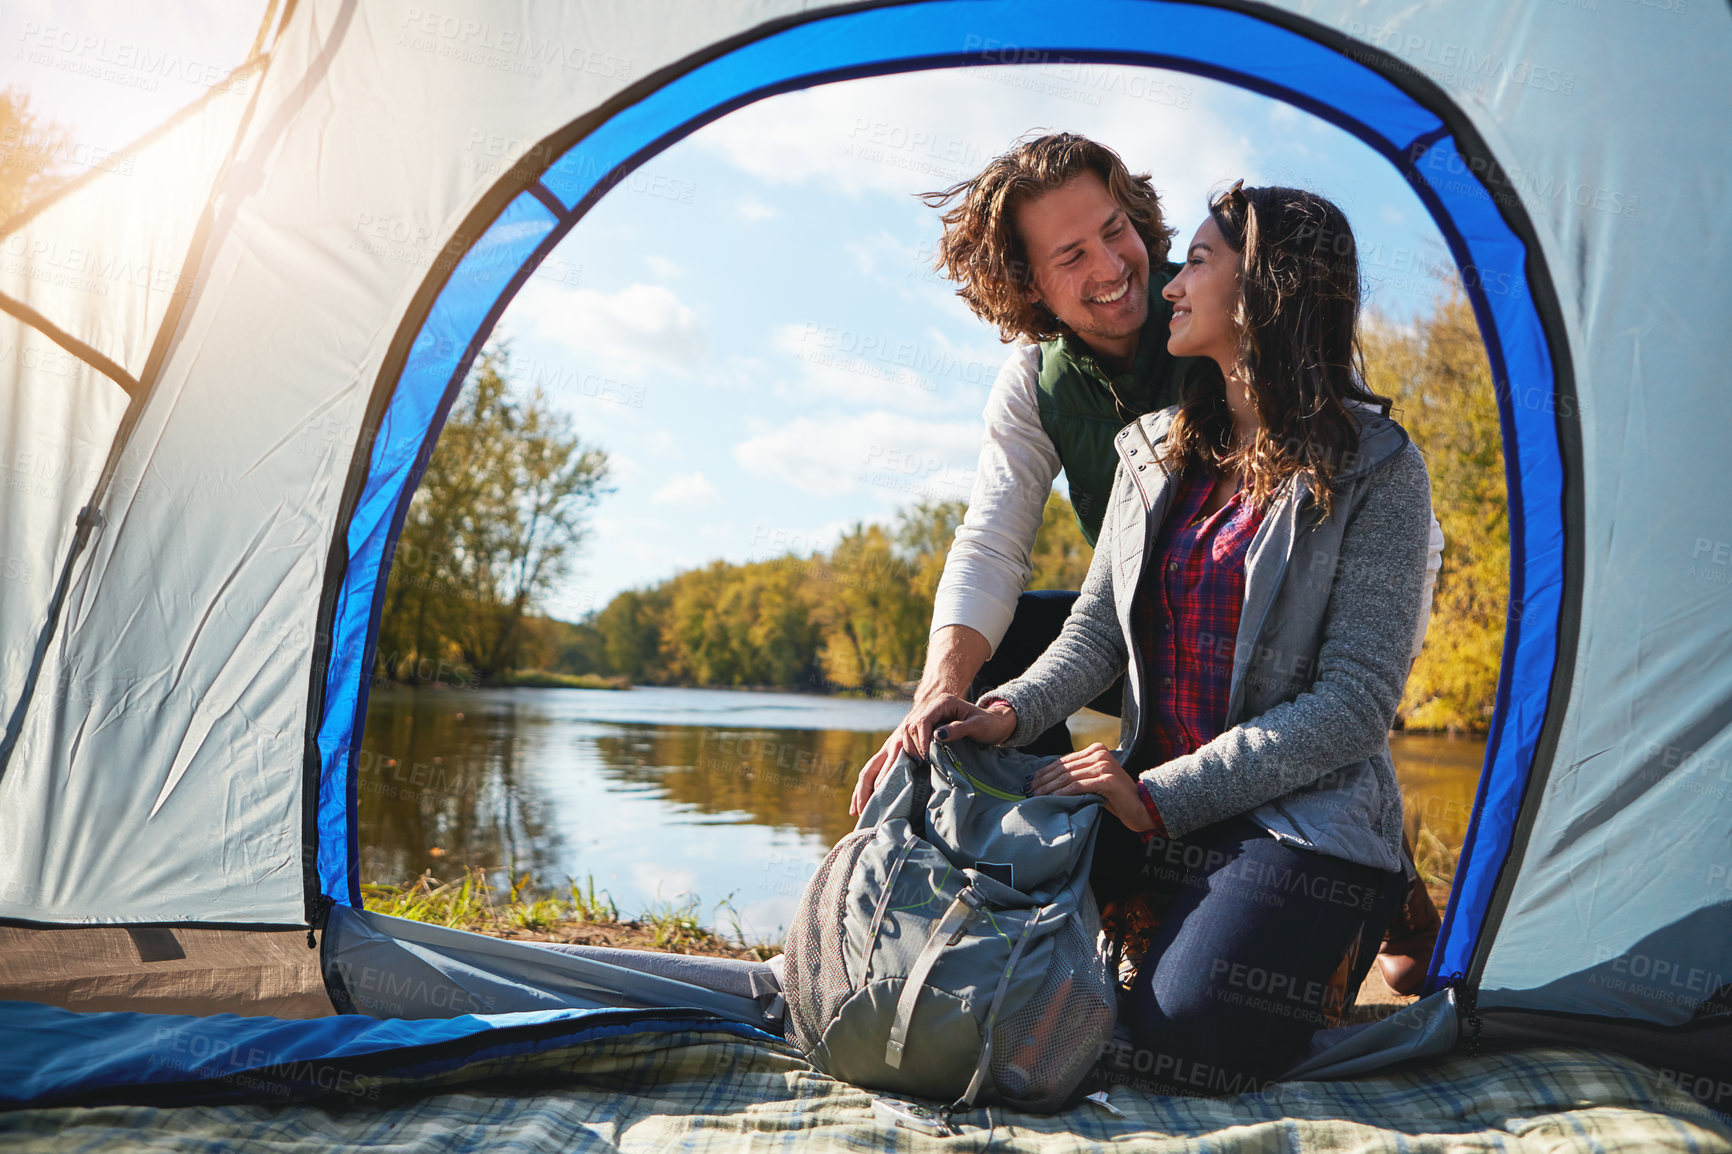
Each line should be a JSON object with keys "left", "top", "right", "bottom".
{"left": 1, "top": 1026, "right": 1727, "bottom": 1152}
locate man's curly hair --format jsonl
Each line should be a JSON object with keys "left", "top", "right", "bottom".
{"left": 921, "top": 132, "right": 1175, "bottom": 344}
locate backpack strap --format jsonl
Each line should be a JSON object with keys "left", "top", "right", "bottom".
{"left": 884, "top": 886, "right": 983, "bottom": 1069}
{"left": 907, "top": 758, "right": 933, "bottom": 840}
{"left": 857, "top": 828, "right": 920, "bottom": 987}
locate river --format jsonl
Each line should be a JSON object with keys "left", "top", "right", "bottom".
{"left": 358, "top": 685, "right": 1484, "bottom": 941}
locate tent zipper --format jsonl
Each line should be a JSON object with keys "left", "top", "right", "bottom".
{"left": 307, "top": 893, "right": 335, "bottom": 949}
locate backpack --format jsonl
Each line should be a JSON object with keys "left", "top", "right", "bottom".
{"left": 781, "top": 737, "right": 1116, "bottom": 1114}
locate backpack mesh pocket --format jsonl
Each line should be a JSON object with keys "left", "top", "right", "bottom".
{"left": 989, "top": 888, "right": 1116, "bottom": 1111}
{"left": 783, "top": 829, "right": 870, "bottom": 1055}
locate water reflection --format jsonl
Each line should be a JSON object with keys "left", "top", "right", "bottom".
{"left": 357, "top": 693, "right": 565, "bottom": 888}
{"left": 592, "top": 725, "right": 878, "bottom": 846}
{"left": 359, "top": 686, "right": 1485, "bottom": 939}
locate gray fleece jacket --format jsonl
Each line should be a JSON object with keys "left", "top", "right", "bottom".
{"left": 979, "top": 406, "right": 1432, "bottom": 873}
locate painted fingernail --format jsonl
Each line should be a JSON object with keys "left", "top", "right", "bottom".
{"left": 935, "top": 727, "right": 950, "bottom": 741}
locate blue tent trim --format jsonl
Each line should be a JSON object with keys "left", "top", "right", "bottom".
{"left": 314, "top": 191, "right": 560, "bottom": 905}
{"left": 314, "top": 0, "right": 1572, "bottom": 1001}
{"left": 0, "top": 998, "right": 776, "bottom": 1110}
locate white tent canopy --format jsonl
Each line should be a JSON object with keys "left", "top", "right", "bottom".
{"left": 0, "top": 0, "right": 1727, "bottom": 1105}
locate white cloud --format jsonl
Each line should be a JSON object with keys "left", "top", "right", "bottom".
{"left": 509, "top": 281, "right": 707, "bottom": 379}
{"left": 690, "top": 65, "right": 1262, "bottom": 220}
{"left": 650, "top": 471, "right": 720, "bottom": 506}
{"left": 599, "top": 452, "right": 642, "bottom": 487}
{"left": 736, "top": 195, "right": 778, "bottom": 221}
{"left": 842, "top": 229, "right": 932, "bottom": 283}
{"left": 766, "top": 322, "right": 1000, "bottom": 415}
{"left": 733, "top": 410, "right": 982, "bottom": 498}
{"left": 645, "top": 255, "right": 683, "bottom": 280}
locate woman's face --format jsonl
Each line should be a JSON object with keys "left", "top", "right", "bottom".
{"left": 1161, "top": 216, "right": 1242, "bottom": 369}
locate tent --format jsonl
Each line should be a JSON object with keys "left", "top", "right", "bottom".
{"left": 1, "top": 0, "right": 1728, "bottom": 1117}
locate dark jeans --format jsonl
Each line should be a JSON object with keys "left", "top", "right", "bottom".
{"left": 968, "top": 590, "right": 1120, "bottom": 757}
{"left": 984, "top": 593, "right": 1405, "bottom": 1091}
{"left": 1094, "top": 815, "right": 1407, "bottom": 1095}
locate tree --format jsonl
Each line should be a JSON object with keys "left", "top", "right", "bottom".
{"left": 894, "top": 497, "right": 967, "bottom": 604}
{"left": 376, "top": 346, "right": 611, "bottom": 683}
{"left": 1365, "top": 289, "right": 1508, "bottom": 732}
{"left": 595, "top": 590, "right": 665, "bottom": 681}
{"left": 1028, "top": 491, "right": 1094, "bottom": 591}
{"left": 557, "top": 492, "right": 1102, "bottom": 695}
{"left": 467, "top": 377, "right": 611, "bottom": 674}
{"left": 813, "top": 524, "right": 925, "bottom": 693}
{"left": 0, "top": 88, "right": 70, "bottom": 220}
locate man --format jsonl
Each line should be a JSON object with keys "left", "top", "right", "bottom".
{"left": 848, "top": 132, "right": 1444, "bottom": 993}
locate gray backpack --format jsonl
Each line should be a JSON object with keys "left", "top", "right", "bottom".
{"left": 782, "top": 738, "right": 1116, "bottom": 1114}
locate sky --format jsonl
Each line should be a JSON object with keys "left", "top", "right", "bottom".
{"left": 3, "top": 3, "right": 1462, "bottom": 624}
{"left": 495, "top": 66, "right": 1458, "bottom": 621}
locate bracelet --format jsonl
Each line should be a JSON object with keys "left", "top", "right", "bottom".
{"left": 1135, "top": 781, "right": 1169, "bottom": 842}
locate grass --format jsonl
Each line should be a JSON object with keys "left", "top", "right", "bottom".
{"left": 362, "top": 867, "right": 781, "bottom": 959}
{"left": 569, "top": 874, "right": 619, "bottom": 923}
{"left": 716, "top": 896, "right": 783, "bottom": 962}
{"left": 360, "top": 870, "right": 493, "bottom": 930}
{"left": 497, "top": 670, "right": 631, "bottom": 690}
{"left": 1411, "top": 823, "right": 1458, "bottom": 893}
{"left": 641, "top": 892, "right": 711, "bottom": 953}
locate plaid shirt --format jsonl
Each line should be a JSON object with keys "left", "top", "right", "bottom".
{"left": 1129, "top": 467, "right": 1267, "bottom": 780}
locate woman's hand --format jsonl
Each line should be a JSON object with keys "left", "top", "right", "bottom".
{"left": 848, "top": 696, "right": 1018, "bottom": 816}
{"left": 1029, "top": 743, "right": 1156, "bottom": 833}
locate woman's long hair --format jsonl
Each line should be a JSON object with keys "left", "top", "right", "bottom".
{"left": 1160, "top": 184, "right": 1392, "bottom": 519}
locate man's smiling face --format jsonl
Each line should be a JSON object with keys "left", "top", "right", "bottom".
{"left": 1015, "top": 169, "right": 1152, "bottom": 365}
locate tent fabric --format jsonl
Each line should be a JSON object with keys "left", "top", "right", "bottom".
{"left": 322, "top": 907, "right": 776, "bottom": 1027}
{"left": 0, "top": 0, "right": 1727, "bottom": 1109}
{"left": 0, "top": 997, "right": 775, "bottom": 1111}
{"left": 1, "top": 1016, "right": 1727, "bottom": 1147}
{"left": 0, "top": 69, "right": 261, "bottom": 759}
{"left": 0, "top": 925, "right": 330, "bottom": 1019}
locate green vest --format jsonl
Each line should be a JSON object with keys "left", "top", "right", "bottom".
{"left": 1034, "top": 262, "right": 1197, "bottom": 545}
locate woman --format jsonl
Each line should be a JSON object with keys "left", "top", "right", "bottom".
{"left": 895, "top": 183, "right": 1430, "bottom": 1090}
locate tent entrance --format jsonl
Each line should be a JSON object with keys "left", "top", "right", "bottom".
{"left": 311, "top": 0, "right": 1573, "bottom": 1013}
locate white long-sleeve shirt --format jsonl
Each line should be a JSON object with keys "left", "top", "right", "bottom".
{"left": 931, "top": 343, "right": 1446, "bottom": 659}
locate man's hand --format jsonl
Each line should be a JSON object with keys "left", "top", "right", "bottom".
{"left": 850, "top": 624, "right": 991, "bottom": 815}
{"left": 1028, "top": 743, "right": 1154, "bottom": 832}
{"left": 848, "top": 696, "right": 1018, "bottom": 815}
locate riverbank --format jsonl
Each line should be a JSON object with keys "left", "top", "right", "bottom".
{"left": 497, "top": 670, "right": 631, "bottom": 689}
{"left": 363, "top": 868, "right": 1422, "bottom": 1020}
{"left": 362, "top": 870, "right": 777, "bottom": 961}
